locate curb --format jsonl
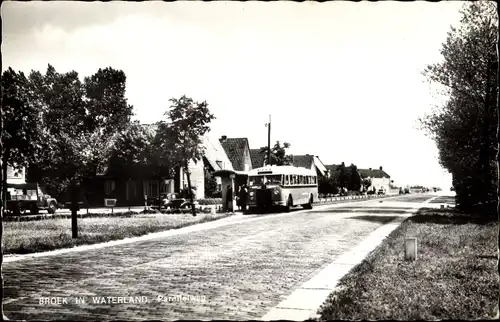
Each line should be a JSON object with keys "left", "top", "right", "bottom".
{"left": 261, "top": 195, "right": 441, "bottom": 321}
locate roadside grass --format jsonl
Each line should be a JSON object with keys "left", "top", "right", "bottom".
{"left": 3, "top": 212, "right": 234, "bottom": 255}
{"left": 317, "top": 207, "right": 499, "bottom": 320}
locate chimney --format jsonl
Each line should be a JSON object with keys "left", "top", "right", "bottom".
{"left": 380, "top": 166, "right": 383, "bottom": 170}
{"left": 220, "top": 135, "right": 227, "bottom": 142}
{"left": 369, "top": 167, "right": 372, "bottom": 171}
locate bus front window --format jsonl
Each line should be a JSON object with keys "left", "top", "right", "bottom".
{"left": 267, "top": 175, "right": 282, "bottom": 185}
{"left": 249, "top": 176, "right": 264, "bottom": 186}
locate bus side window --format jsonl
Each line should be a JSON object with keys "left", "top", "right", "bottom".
{"left": 286, "top": 175, "right": 290, "bottom": 185}
{"left": 281, "top": 175, "right": 284, "bottom": 185}
{"left": 293, "top": 175, "right": 297, "bottom": 185}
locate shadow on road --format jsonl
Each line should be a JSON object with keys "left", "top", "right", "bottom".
{"left": 308, "top": 208, "right": 411, "bottom": 215}
{"left": 242, "top": 207, "right": 303, "bottom": 216}
{"left": 345, "top": 215, "right": 400, "bottom": 224}
{"left": 335, "top": 206, "right": 414, "bottom": 210}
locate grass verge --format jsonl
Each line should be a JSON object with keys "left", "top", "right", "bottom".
{"left": 316, "top": 207, "right": 499, "bottom": 320}
{"left": 3, "top": 212, "right": 234, "bottom": 255}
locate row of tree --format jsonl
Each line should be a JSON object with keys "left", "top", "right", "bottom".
{"left": 2, "top": 64, "right": 216, "bottom": 235}
{"left": 420, "top": 2, "right": 498, "bottom": 216}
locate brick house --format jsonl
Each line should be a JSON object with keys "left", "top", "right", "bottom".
{"left": 97, "top": 131, "right": 239, "bottom": 205}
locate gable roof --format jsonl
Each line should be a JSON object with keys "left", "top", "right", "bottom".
{"left": 313, "top": 156, "right": 328, "bottom": 175}
{"left": 250, "top": 149, "right": 266, "bottom": 169}
{"left": 219, "top": 137, "right": 251, "bottom": 172}
{"left": 359, "top": 168, "right": 390, "bottom": 179}
{"left": 325, "top": 164, "right": 340, "bottom": 174}
{"left": 202, "top": 135, "right": 234, "bottom": 172}
{"left": 291, "top": 155, "right": 314, "bottom": 169}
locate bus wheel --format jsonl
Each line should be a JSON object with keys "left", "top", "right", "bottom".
{"left": 285, "top": 196, "right": 293, "bottom": 212}
{"left": 304, "top": 195, "right": 313, "bottom": 209}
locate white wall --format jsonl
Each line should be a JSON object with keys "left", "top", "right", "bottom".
{"left": 370, "top": 177, "right": 391, "bottom": 191}
{"left": 7, "top": 165, "right": 26, "bottom": 184}
{"left": 180, "top": 159, "right": 205, "bottom": 199}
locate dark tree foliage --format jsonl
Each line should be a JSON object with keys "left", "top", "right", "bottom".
{"left": 260, "top": 141, "right": 292, "bottom": 166}
{"left": 420, "top": 2, "right": 498, "bottom": 215}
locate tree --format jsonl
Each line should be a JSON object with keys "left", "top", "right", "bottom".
{"left": 335, "top": 162, "right": 349, "bottom": 190}
{"left": 204, "top": 167, "right": 218, "bottom": 198}
{"left": 318, "top": 176, "right": 338, "bottom": 196}
{"left": 155, "top": 95, "right": 215, "bottom": 216}
{"left": 420, "top": 2, "right": 498, "bottom": 214}
{"left": 1, "top": 68, "right": 45, "bottom": 208}
{"left": 347, "top": 163, "right": 362, "bottom": 191}
{"left": 27, "top": 65, "right": 133, "bottom": 237}
{"left": 361, "top": 178, "right": 372, "bottom": 192}
{"left": 260, "top": 141, "right": 292, "bottom": 166}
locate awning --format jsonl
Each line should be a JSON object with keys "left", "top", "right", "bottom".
{"left": 212, "top": 169, "right": 237, "bottom": 177}
{"left": 212, "top": 169, "right": 249, "bottom": 177}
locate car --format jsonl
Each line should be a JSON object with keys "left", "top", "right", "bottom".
{"left": 6, "top": 182, "right": 58, "bottom": 215}
{"left": 377, "top": 188, "right": 386, "bottom": 195}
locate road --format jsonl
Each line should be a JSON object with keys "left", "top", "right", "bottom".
{"left": 3, "top": 194, "right": 436, "bottom": 321}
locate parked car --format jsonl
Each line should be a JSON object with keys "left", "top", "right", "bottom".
{"left": 377, "top": 188, "right": 386, "bottom": 195}
{"left": 6, "top": 182, "right": 58, "bottom": 215}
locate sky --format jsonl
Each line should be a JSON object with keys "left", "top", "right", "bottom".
{"left": 2, "top": 1, "right": 466, "bottom": 189}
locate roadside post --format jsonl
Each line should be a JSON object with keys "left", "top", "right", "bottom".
{"left": 405, "top": 237, "right": 418, "bottom": 261}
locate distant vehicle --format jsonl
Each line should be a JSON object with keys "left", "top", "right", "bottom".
{"left": 247, "top": 165, "right": 318, "bottom": 212}
{"left": 6, "top": 182, "right": 58, "bottom": 215}
{"left": 404, "top": 187, "right": 410, "bottom": 194}
{"left": 377, "top": 188, "right": 386, "bottom": 195}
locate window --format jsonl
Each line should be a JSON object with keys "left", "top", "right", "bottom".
{"left": 104, "top": 180, "right": 115, "bottom": 195}
{"left": 126, "top": 181, "right": 137, "bottom": 200}
{"left": 216, "top": 160, "right": 223, "bottom": 169}
{"left": 285, "top": 175, "right": 290, "bottom": 185}
{"left": 143, "top": 180, "right": 159, "bottom": 198}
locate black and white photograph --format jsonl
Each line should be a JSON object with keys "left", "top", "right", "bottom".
{"left": 1, "top": 1, "right": 499, "bottom": 320}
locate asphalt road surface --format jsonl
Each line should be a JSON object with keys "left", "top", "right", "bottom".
{"left": 3, "top": 194, "right": 436, "bottom": 321}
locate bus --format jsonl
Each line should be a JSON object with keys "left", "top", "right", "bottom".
{"left": 246, "top": 165, "right": 318, "bottom": 212}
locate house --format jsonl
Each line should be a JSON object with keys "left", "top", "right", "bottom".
{"left": 249, "top": 148, "right": 267, "bottom": 169}
{"left": 358, "top": 166, "right": 391, "bottom": 192}
{"left": 219, "top": 136, "right": 253, "bottom": 187}
{"left": 199, "top": 134, "right": 235, "bottom": 195}
{"left": 219, "top": 136, "right": 253, "bottom": 173}
{"left": 290, "top": 154, "right": 329, "bottom": 178}
{"left": 7, "top": 165, "right": 26, "bottom": 184}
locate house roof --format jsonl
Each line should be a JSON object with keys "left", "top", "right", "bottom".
{"left": 291, "top": 155, "right": 314, "bottom": 169}
{"left": 219, "top": 137, "right": 250, "bottom": 172}
{"left": 359, "top": 168, "right": 391, "bottom": 179}
{"left": 202, "top": 135, "right": 234, "bottom": 172}
{"left": 313, "top": 156, "right": 328, "bottom": 175}
{"left": 250, "top": 149, "right": 266, "bottom": 169}
{"left": 291, "top": 155, "right": 328, "bottom": 176}
{"left": 325, "top": 164, "right": 340, "bottom": 174}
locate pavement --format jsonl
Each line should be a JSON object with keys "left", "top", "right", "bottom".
{"left": 3, "top": 193, "right": 440, "bottom": 321}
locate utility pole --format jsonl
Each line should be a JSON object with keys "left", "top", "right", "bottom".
{"left": 267, "top": 115, "right": 271, "bottom": 166}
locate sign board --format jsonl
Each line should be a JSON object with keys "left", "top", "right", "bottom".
{"left": 104, "top": 199, "right": 117, "bottom": 207}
